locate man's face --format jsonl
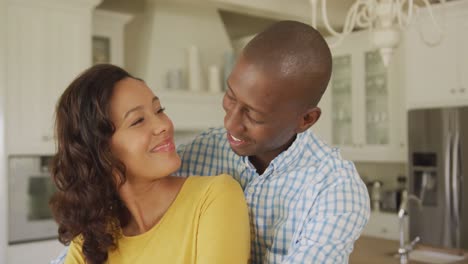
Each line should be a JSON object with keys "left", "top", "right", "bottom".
{"left": 222, "top": 56, "right": 303, "bottom": 162}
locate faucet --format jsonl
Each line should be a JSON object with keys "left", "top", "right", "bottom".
{"left": 397, "top": 191, "right": 422, "bottom": 264}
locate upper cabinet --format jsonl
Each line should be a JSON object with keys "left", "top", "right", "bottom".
{"left": 92, "top": 10, "right": 133, "bottom": 67}
{"left": 6, "top": 0, "right": 101, "bottom": 155}
{"left": 404, "top": 1, "right": 468, "bottom": 109}
{"left": 318, "top": 30, "right": 406, "bottom": 162}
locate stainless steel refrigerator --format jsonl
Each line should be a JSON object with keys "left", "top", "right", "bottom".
{"left": 408, "top": 107, "right": 468, "bottom": 250}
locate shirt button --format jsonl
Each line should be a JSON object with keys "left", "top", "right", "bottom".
{"left": 247, "top": 187, "right": 254, "bottom": 194}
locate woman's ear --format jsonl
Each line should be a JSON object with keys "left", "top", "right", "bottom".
{"left": 296, "top": 107, "right": 321, "bottom": 133}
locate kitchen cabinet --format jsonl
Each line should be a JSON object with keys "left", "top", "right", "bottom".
{"left": 362, "top": 212, "right": 407, "bottom": 241}
{"left": 157, "top": 90, "right": 225, "bottom": 131}
{"left": 320, "top": 30, "right": 406, "bottom": 162}
{"left": 6, "top": 0, "right": 100, "bottom": 155}
{"left": 8, "top": 240, "right": 64, "bottom": 264}
{"left": 404, "top": 1, "right": 468, "bottom": 109}
{"left": 92, "top": 9, "right": 133, "bottom": 67}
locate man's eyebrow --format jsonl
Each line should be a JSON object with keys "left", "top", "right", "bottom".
{"left": 123, "top": 96, "right": 160, "bottom": 119}
{"left": 226, "top": 84, "right": 266, "bottom": 115}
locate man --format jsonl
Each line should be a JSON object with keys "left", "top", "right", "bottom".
{"left": 176, "top": 20, "right": 369, "bottom": 263}
{"left": 51, "top": 20, "right": 369, "bottom": 264}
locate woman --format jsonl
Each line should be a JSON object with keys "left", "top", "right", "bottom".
{"left": 50, "top": 64, "right": 250, "bottom": 264}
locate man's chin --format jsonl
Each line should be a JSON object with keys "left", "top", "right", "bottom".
{"left": 229, "top": 145, "right": 252, "bottom": 157}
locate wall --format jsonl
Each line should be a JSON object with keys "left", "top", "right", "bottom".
{"left": 125, "top": 0, "right": 233, "bottom": 91}
{"left": 219, "top": 10, "right": 277, "bottom": 40}
{"left": 232, "top": 34, "right": 255, "bottom": 56}
{"left": 8, "top": 240, "right": 65, "bottom": 264}
{"left": 0, "top": 0, "right": 8, "bottom": 261}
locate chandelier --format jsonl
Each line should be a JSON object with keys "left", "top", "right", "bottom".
{"left": 310, "top": 0, "right": 446, "bottom": 66}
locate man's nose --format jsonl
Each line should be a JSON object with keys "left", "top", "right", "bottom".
{"left": 224, "top": 105, "right": 245, "bottom": 133}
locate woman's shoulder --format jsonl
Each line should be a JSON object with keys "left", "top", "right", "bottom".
{"left": 186, "top": 174, "right": 243, "bottom": 196}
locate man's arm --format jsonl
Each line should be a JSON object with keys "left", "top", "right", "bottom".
{"left": 50, "top": 247, "right": 68, "bottom": 264}
{"left": 281, "top": 170, "right": 370, "bottom": 264}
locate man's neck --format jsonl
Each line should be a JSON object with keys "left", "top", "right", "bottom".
{"left": 249, "top": 155, "right": 270, "bottom": 175}
{"left": 248, "top": 134, "right": 298, "bottom": 175}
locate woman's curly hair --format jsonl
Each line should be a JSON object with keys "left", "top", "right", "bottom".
{"left": 50, "top": 64, "right": 134, "bottom": 264}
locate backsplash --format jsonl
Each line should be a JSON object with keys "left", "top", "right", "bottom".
{"left": 354, "top": 162, "right": 407, "bottom": 190}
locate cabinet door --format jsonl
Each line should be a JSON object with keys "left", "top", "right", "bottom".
{"left": 330, "top": 54, "right": 354, "bottom": 146}
{"left": 353, "top": 45, "right": 406, "bottom": 162}
{"left": 404, "top": 8, "right": 461, "bottom": 109}
{"left": 327, "top": 30, "right": 406, "bottom": 162}
{"left": 6, "top": 3, "right": 92, "bottom": 155}
{"left": 364, "top": 50, "right": 390, "bottom": 146}
{"left": 457, "top": 14, "right": 468, "bottom": 101}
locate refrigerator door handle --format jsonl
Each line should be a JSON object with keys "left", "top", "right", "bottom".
{"left": 443, "top": 113, "right": 453, "bottom": 247}
{"left": 452, "top": 111, "right": 461, "bottom": 248}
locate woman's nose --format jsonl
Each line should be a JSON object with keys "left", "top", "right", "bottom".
{"left": 151, "top": 115, "right": 170, "bottom": 136}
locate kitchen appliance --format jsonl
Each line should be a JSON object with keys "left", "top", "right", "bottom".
{"left": 381, "top": 176, "right": 407, "bottom": 213}
{"left": 8, "top": 156, "right": 58, "bottom": 244}
{"left": 408, "top": 107, "right": 468, "bottom": 250}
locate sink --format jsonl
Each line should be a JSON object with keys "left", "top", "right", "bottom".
{"left": 408, "top": 249, "right": 466, "bottom": 264}
{"left": 388, "top": 249, "right": 467, "bottom": 264}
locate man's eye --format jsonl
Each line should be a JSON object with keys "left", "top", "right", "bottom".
{"left": 226, "top": 92, "right": 235, "bottom": 101}
{"left": 131, "top": 118, "right": 144, "bottom": 127}
{"left": 247, "top": 115, "right": 264, "bottom": 125}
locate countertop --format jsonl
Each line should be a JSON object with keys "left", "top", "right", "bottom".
{"left": 350, "top": 236, "right": 468, "bottom": 264}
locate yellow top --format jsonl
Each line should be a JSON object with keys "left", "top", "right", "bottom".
{"left": 64, "top": 175, "right": 250, "bottom": 264}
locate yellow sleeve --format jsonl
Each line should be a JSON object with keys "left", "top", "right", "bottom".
{"left": 64, "top": 237, "right": 85, "bottom": 264}
{"left": 197, "top": 175, "right": 251, "bottom": 264}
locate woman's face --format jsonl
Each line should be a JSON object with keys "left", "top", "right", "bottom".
{"left": 109, "top": 77, "right": 181, "bottom": 184}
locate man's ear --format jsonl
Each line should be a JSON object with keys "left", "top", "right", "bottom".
{"left": 296, "top": 107, "right": 321, "bottom": 133}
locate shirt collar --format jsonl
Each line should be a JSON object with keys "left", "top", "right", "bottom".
{"left": 239, "top": 129, "right": 331, "bottom": 176}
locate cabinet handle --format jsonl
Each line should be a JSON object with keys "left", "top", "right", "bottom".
{"left": 450, "top": 88, "right": 457, "bottom": 94}
{"left": 460, "top": 88, "right": 466, "bottom": 93}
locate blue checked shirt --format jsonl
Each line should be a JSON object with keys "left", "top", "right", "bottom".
{"left": 50, "top": 127, "right": 370, "bottom": 264}
{"left": 177, "top": 128, "right": 370, "bottom": 264}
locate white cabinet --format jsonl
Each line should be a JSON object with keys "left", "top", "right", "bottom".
{"left": 363, "top": 212, "right": 407, "bottom": 241}
{"left": 92, "top": 10, "right": 133, "bottom": 67}
{"left": 8, "top": 240, "right": 65, "bottom": 264}
{"left": 320, "top": 30, "right": 406, "bottom": 162}
{"left": 157, "top": 90, "right": 225, "bottom": 131}
{"left": 6, "top": 0, "right": 101, "bottom": 155}
{"left": 404, "top": 1, "right": 468, "bottom": 109}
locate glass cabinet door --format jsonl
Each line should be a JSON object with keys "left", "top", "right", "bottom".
{"left": 364, "top": 50, "right": 389, "bottom": 145}
{"left": 331, "top": 55, "right": 353, "bottom": 146}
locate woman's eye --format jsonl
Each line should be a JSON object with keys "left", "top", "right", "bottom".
{"left": 156, "top": 107, "right": 166, "bottom": 114}
{"left": 131, "top": 118, "right": 144, "bottom": 127}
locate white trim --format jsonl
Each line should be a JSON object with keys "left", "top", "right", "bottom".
{"left": 94, "top": 9, "right": 133, "bottom": 25}
{"left": 7, "top": 0, "right": 102, "bottom": 10}
{"left": 0, "top": 0, "right": 8, "bottom": 261}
